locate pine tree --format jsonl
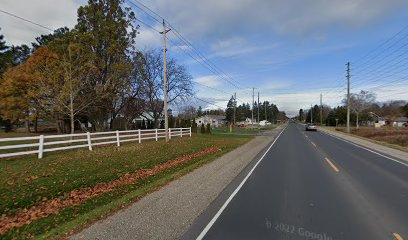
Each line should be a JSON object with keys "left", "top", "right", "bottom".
{"left": 200, "top": 123, "right": 205, "bottom": 134}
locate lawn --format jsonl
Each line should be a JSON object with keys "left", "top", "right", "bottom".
{"left": 0, "top": 133, "right": 252, "bottom": 239}
{"left": 211, "top": 125, "right": 277, "bottom": 135}
{"left": 334, "top": 127, "right": 408, "bottom": 152}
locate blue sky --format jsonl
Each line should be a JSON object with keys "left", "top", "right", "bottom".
{"left": 1, "top": 0, "right": 408, "bottom": 116}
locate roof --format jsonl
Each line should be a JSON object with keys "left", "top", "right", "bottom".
{"left": 396, "top": 117, "right": 408, "bottom": 122}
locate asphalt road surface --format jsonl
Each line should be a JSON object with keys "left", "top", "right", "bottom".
{"left": 188, "top": 123, "right": 408, "bottom": 240}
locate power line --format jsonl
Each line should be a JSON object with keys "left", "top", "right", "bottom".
{"left": 126, "top": 0, "right": 244, "bottom": 90}
{"left": 353, "top": 23, "right": 408, "bottom": 68}
{"left": 193, "top": 96, "right": 225, "bottom": 109}
{"left": 0, "top": 9, "right": 53, "bottom": 31}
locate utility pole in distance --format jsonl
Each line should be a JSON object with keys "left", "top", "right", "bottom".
{"left": 346, "top": 62, "right": 351, "bottom": 133}
{"left": 257, "top": 92, "right": 260, "bottom": 123}
{"left": 320, "top": 93, "right": 323, "bottom": 126}
{"left": 233, "top": 92, "right": 236, "bottom": 126}
{"left": 252, "top": 88, "right": 254, "bottom": 126}
{"left": 160, "top": 20, "right": 171, "bottom": 142}
{"left": 310, "top": 104, "right": 313, "bottom": 123}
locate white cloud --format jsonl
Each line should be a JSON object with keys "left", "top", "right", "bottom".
{"left": 150, "top": 0, "right": 407, "bottom": 39}
{"left": 136, "top": 25, "right": 162, "bottom": 49}
{"left": 0, "top": 0, "right": 84, "bottom": 45}
{"left": 194, "top": 75, "right": 224, "bottom": 88}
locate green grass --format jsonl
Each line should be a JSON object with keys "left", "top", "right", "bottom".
{"left": 0, "top": 133, "right": 252, "bottom": 239}
{"left": 211, "top": 125, "right": 277, "bottom": 135}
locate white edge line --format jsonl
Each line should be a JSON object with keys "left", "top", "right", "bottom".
{"left": 320, "top": 130, "right": 408, "bottom": 168}
{"left": 196, "top": 125, "right": 287, "bottom": 240}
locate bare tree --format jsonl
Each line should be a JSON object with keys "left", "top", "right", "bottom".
{"left": 135, "top": 50, "right": 193, "bottom": 127}
{"left": 344, "top": 90, "right": 376, "bottom": 128}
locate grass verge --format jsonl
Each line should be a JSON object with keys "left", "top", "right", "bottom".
{"left": 0, "top": 133, "right": 252, "bottom": 239}
{"left": 322, "top": 127, "right": 408, "bottom": 153}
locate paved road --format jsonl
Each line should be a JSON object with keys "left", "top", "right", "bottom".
{"left": 186, "top": 123, "right": 408, "bottom": 240}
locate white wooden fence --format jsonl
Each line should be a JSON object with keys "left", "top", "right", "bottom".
{"left": 0, "top": 127, "right": 192, "bottom": 159}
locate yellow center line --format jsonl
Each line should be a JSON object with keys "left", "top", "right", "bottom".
{"left": 394, "top": 233, "right": 404, "bottom": 240}
{"left": 325, "top": 158, "right": 339, "bottom": 173}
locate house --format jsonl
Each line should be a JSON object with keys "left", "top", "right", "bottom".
{"left": 195, "top": 115, "right": 226, "bottom": 128}
{"left": 393, "top": 117, "right": 408, "bottom": 127}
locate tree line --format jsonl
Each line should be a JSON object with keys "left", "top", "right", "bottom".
{"left": 0, "top": 0, "right": 192, "bottom": 133}
{"left": 225, "top": 95, "right": 286, "bottom": 123}
{"left": 298, "top": 90, "right": 408, "bottom": 127}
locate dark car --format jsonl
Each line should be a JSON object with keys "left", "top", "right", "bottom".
{"left": 305, "top": 123, "right": 317, "bottom": 131}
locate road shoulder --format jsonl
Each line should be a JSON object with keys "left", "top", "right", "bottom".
{"left": 319, "top": 127, "right": 408, "bottom": 163}
{"left": 71, "top": 125, "right": 286, "bottom": 240}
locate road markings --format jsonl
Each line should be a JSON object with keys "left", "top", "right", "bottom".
{"left": 196, "top": 126, "right": 287, "bottom": 240}
{"left": 393, "top": 233, "right": 404, "bottom": 240}
{"left": 325, "top": 157, "right": 339, "bottom": 173}
{"left": 311, "top": 142, "right": 317, "bottom": 147}
{"left": 394, "top": 233, "right": 404, "bottom": 240}
{"left": 321, "top": 131, "right": 408, "bottom": 168}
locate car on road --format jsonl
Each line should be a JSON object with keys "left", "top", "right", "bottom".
{"left": 305, "top": 123, "right": 317, "bottom": 131}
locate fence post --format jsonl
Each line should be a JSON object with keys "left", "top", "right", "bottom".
{"left": 155, "top": 128, "right": 158, "bottom": 141}
{"left": 169, "top": 128, "right": 172, "bottom": 140}
{"left": 189, "top": 127, "right": 192, "bottom": 137}
{"left": 116, "top": 130, "right": 120, "bottom": 147}
{"left": 38, "top": 135, "right": 44, "bottom": 159}
{"left": 180, "top": 128, "right": 183, "bottom": 137}
{"left": 138, "top": 129, "right": 141, "bottom": 143}
{"left": 87, "top": 132, "right": 93, "bottom": 151}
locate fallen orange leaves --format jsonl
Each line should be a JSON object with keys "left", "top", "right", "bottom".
{"left": 0, "top": 147, "right": 220, "bottom": 235}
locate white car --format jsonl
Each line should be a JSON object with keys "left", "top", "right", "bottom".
{"left": 305, "top": 123, "right": 317, "bottom": 131}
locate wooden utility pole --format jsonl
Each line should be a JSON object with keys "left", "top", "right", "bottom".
{"left": 160, "top": 20, "right": 171, "bottom": 142}
{"left": 257, "top": 92, "right": 260, "bottom": 123}
{"left": 310, "top": 104, "right": 313, "bottom": 123}
{"left": 320, "top": 93, "right": 323, "bottom": 126}
{"left": 233, "top": 92, "right": 236, "bottom": 125}
{"left": 252, "top": 88, "right": 254, "bottom": 126}
{"left": 346, "top": 62, "right": 351, "bottom": 133}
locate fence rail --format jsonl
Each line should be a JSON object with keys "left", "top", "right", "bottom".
{"left": 0, "top": 127, "right": 192, "bottom": 159}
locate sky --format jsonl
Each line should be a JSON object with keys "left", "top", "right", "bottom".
{"left": 1, "top": 0, "right": 408, "bottom": 116}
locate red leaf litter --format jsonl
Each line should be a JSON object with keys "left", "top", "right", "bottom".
{"left": 0, "top": 147, "right": 220, "bottom": 235}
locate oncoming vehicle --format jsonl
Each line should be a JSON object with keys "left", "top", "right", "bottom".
{"left": 305, "top": 123, "right": 317, "bottom": 131}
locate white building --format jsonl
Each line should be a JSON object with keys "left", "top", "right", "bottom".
{"left": 259, "top": 120, "right": 272, "bottom": 126}
{"left": 195, "top": 115, "right": 226, "bottom": 128}
{"left": 393, "top": 117, "right": 408, "bottom": 127}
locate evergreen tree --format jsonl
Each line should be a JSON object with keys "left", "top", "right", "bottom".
{"left": 75, "top": 0, "right": 138, "bottom": 130}
{"left": 200, "top": 123, "right": 205, "bottom": 134}
{"left": 192, "top": 119, "right": 198, "bottom": 133}
{"left": 225, "top": 95, "right": 235, "bottom": 123}
{"left": 206, "top": 123, "right": 211, "bottom": 134}
{"left": 197, "top": 106, "right": 203, "bottom": 117}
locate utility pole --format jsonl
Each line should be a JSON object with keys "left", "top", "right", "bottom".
{"left": 310, "top": 104, "right": 313, "bottom": 123}
{"left": 346, "top": 62, "right": 351, "bottom": 133}
{"left": 160, "top": 20, "right": 171, "bottom": 142}
{"left": 257, "top": 92, "right": 260, "bottom": 123}
{"left": 320, "top": 93, "right": 323, "bottom": 126}
{"left": 233, "top": 92, "right": 236, "bottom": 125}
{"left": 252, "top": 88, "right": 254, "bottom": 126}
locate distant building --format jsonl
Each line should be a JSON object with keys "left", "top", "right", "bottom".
{"left": 393, "top": 117, "right": 408, "bottom": 127}
{"left": 195, "top": 115, "right": 226, "bottom": 127}
{"left": 259, "top": 120, "right": 272, "bottom": 126}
